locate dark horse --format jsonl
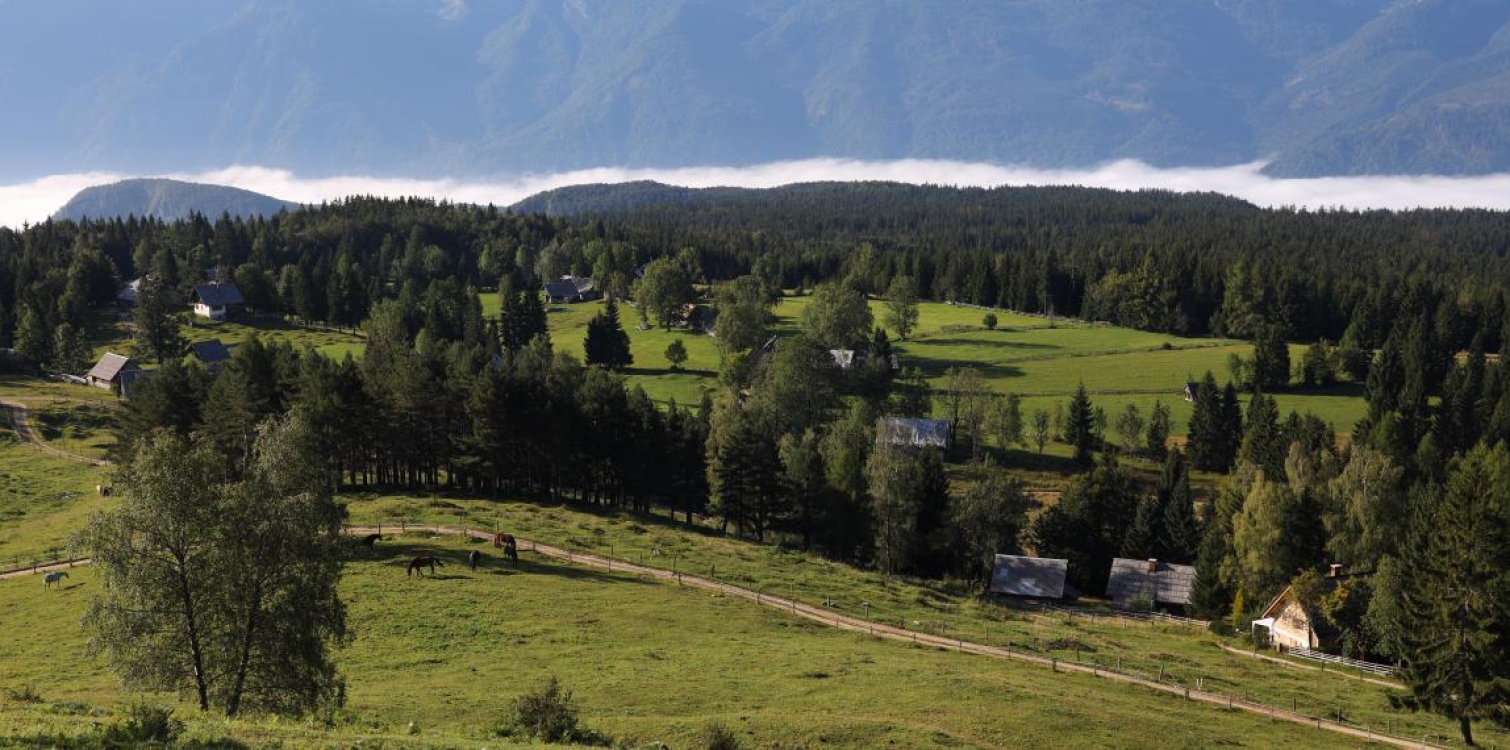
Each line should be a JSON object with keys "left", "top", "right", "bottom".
{"left": 492, "top": 532, "right": 519, "bottom": 564}
{"left": 358, "top": 533, "right": 383, "bottom": 551}
{"left": 407, "top": 556, "right": 445, "bottom": 577}
{"left": 468, "top": 550, "right": 481, "bottom": 570}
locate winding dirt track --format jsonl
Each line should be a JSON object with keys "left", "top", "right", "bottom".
{"left": 351, "top": 525, "right": 1432, "bottom": 749}
{"left": 6, "top": 524, "right": 1435, "bottom": 747}
{"left": 0, "top": 398, "right": 112, "bottom": 467}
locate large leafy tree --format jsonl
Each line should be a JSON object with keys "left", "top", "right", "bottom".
{"left": 1395, "top": 443, "right": 1510, "bottom": 746}
{"left": 883, "top": 274, "right": 920, "bottom": 341}
{"left": 78, "top": 415, "right": 348, "bottom": 717}
{"left": 952, "top": 470, "right": 1035, "bottom": 588}
{"left": 801, "top": 281, "right": 873, "bottom": 350}
{"left": 635, "top": 257, "right": 695, "bottom": 330}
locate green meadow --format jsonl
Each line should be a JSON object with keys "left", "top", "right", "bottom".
{"left": 2, "top": 532, "right": 1369, "bottom": 749}
{"left": 481, "top": 291, "right": 1368, "bottom": 436}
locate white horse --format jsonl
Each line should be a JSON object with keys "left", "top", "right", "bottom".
{"left": 43, "top": 571, "right": 68, "bottom": 590}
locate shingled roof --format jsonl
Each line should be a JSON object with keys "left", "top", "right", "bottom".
{"left": 87, "top": 352, "right": 136, "bottom": 383}
{"left": 1106, "top": 558, "right": 1197, "bottom": 607}
{"left": 192, "top": 282, "right": 244, "bottom": 307}
{"left": 989, "top": 554, "right": 1068, "bottom": 599}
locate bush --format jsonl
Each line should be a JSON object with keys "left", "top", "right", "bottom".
{"left": 5, "top": 684, "right": 43, "bottom": 703}
{"left": 699, "top": 721, "right": 744, "bottom": 750}
{"left": 497, "top": 676, "right": 607, "bottom": 745}
{"left": 982, "top": 313, "right": 998, "bottom": 330}
{"left": 102, "top": 703, "right": 184, "bottom": 746}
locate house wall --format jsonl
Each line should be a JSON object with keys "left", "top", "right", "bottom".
{"left": 194, "top": 303, "right": 225, "bottom": 320}
{"left": 1268, "top": 600, "right": 1316, "bottom": 650}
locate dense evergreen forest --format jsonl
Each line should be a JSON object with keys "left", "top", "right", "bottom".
{"left": 6, "top": 183, "right": 1510, "bottom": 742}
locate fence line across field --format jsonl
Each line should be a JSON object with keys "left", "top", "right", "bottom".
{"left": 7, "top": 523, "right": 1456, "bottom": 748}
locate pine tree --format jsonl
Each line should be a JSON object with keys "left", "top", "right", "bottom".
{"left": 1395, "top": 444, "right": 1510, "bottom": 746}
{"left": 1159, "top": 451, "right": 1200, "bottom": 562}
{"left": 1066, "top": 382, "right": 1095, "bottom": 465}
{"left": 583, "top": 300, "right": 632, "bottom": 370}
{"left": 134, "top": 278, "right": 185, "bottom": 364}
{"left": 1121, "top": 495, "right": 1163, "bottom": 559}
{"left": 12, "top": 304, "right": 49, "bottom": 366}
{"left": 1145, "top": 400, "right": 1171, "bottom": 460}
{"left": 1238, "top": 392, "right": 1284, "bottom": 480}
{"left": 1219, "top": 382, "right": 1244, "bottom": 470}
{"left": 1187, "top": 371, "right": 1223, "bottom": 471}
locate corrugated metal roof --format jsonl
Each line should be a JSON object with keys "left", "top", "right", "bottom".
{"left": 875, "top": 417, "right": 951, "bottom": 448}
{"left": 989, "top": 554, "right": 1068, "bottom": 599}
{"left": 1106, "top": 558, "right": 1197, "bottom": 606}
{"left": 87, "top": 352, "right": 136, "bottom": 382}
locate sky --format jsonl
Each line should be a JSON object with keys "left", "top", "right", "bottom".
{"left": 8, "top": 158, "right": 1510, "bottom": 228}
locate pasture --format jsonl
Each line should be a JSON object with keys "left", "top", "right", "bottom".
{"left": 1, "top": 533, "right": 1366, "bottom": 749}
{"left": 482, "top": 291, "right": 1369, "bottom": 436}
{"left": 339, "top": 494, "right": 1479, "bottom": 746}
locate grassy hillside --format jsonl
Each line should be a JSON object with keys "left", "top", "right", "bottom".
{"left": 2, "top": 533, "right": 1364, "bottom": 749}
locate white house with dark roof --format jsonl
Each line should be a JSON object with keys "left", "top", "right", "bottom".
{"left": 875, "top": 416, "right": 951, "bottom": 449}
{"left": 989, "top": 554, "right": 1069, "bottom": 599}
{"left": 190, "top": 282, "right": 245, "bottom": 320}
{"left": 1106, "top": 558, "right": 1197, "bottom": 609}
{"left": 86, "top": 352, "right": 139, "bottom": 392}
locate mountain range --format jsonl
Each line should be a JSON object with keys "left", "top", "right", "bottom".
{"left": 4, "top": 0, "right": 1510, "bottom": 179}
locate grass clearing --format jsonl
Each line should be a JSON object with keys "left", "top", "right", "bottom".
{"left": 1, "top": 534, "right": 1366, "bottom": 749}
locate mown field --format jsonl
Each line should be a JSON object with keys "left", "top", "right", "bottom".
{"left": 482, "top": 292, "right": 1369, "bottom": 437}
{"left": 2, "top": 532, "right": 1367, "bottom": 749}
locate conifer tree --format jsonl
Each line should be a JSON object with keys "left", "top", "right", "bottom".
{"left": 1145, "top": 400, "right": 1171, "bottom": 460}
{"left": 583, "top": 300, "right": 632, "bottom": 370}
{"left": 1396, "top": 444, "right": 1510, "bottom": 746}
{"left": 1159, "top": 451, "right": 1200, "bottom": 562}
{"left": 1187, "top": 372, "right": 1223, "bottom": 471}
{"left": 1121, "top": 495, "right": 1163, "bottom": 559}
{"left": 1066, "top": 382, "right": 1096, "bottom": 465}
{"left": 1238, "top": 392, "right": 1285, "bottom": 480}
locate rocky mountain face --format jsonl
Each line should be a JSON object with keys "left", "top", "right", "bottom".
{"left": 3, "top": 0, "right": 1507, "bottom": 179}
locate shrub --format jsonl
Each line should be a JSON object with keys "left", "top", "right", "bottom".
{"left": 102, "top": 704, "right": 184, "bottom": 746}
{"left": 699, "top": 721, "right": 744, "bottom": 750}
{"left": 498, "top": 676, "right": 608, "bottom": 745}
{"left": 982, "top": 313, "right": 998, "bottom": 330}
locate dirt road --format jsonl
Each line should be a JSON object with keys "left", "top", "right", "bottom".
{"left": 0, "top": 398, "right": 111, "bottom": 467}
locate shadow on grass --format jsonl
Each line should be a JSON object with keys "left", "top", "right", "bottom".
{"left": 370, "top": 541, "right": 651, "bottom": 586}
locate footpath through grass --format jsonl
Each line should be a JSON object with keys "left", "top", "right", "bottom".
{"left": 2, "top": 535, "right": 1363, "bottom": 749}
{"left": 346, "top": 494, "right": 1486, "bottom": 747}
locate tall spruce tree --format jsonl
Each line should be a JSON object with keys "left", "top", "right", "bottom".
{"left": 583, "top": 300, "right": 633, "bottom": 370}
{"left": 1238, "top": 392, "right": 1285, "bottom": 480}
{"left": 1395, "top": 444, "right": 1510, "bottom": 746}
{"left": 1159, "top": 451, "right": 1200, "bottom": 562}
{"left": 1187, "top": 371, "right": 1223, "bottom": 471}
{"left": 1066, "top": 382, "right": 1096, "bottom": 465}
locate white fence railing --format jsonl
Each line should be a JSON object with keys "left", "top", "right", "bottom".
{"left": 1287, "top": 647, "right": 1397, "bottom": 677}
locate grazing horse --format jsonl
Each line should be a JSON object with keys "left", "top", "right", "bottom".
{"left": 492, "top": 533, "right": 519, "bottom": 564}
{"left": 358, "top": 533, "right": 383, "bottom": 551}
{"left": 407, "top": 556, "right": 444, "bottom": 577}
{"left": 43, "top": 571, "right": 68, "bottom": 589}
{"left": 468, "top": 550, "right": 481, "bottom": 570}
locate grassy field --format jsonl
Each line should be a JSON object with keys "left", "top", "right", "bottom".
{"left": 480, "top": 292, "right": 1369, "bottom": 436}
{"left": 335, "top": 494, "right": 1483, "bottom": 747}
{"left": 2, "top": 532, "right": 1372, "bottom": 749}
{"left": 181, "top": 314, "right": 367, "bottom": 361}
{"left": 0, "top": 435, "right": 107, "bottom": 568}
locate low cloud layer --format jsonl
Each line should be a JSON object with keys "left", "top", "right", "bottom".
{"left": 8, "top": 158, "right": 1510, "bottom": 229}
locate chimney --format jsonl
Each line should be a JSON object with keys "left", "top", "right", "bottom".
{"left": 1147, "top": 558, "right": 1158, "bottom": 573}
{"left": 1327, "top": 563, "right": 1343, "bottom": 579}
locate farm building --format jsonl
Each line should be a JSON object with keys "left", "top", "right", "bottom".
{"left": 190, "top": 282, "right": 245, "bottom": 320}
{"left": 118, "top": 368, "right": 154, "bottom": 399}
{"left": 828, "top": 349, "right": 900, "bottom": 371}
{"left": 544, "top": 275, "right": 598, "bottom": 303}
{"left": 1252, "top": 565, "right": 1356, "bottom": 651}
{"left": 1106, "top": 558, "right": 1196, "bottom": 609}
{"left": 875, "top": 417, "right": 951, "bottom": 449}
{"left": 189, "top": 339, "right": 232, "bottom": 369}
{"left": 86, "top": 352, "right": 139, "bottom": 392}
{"left": 989, "top": 554, "right": 1069, "bottom": 599}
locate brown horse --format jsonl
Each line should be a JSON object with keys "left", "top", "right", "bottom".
{"left": 407, "top": 556, "right": 444, "bottom": 577}
{"left": 358, "top": 533, "right": 383, "bottom": 551}
{"left": 493, "top": 532, "right": 519, "bottom": 564}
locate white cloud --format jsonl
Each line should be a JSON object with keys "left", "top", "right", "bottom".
{"left": 438, "top": 0, "right": 466, "bottom": 21}
{"left": 10, "top": 158, "right": 1510, "bottom": 229}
